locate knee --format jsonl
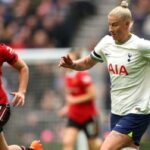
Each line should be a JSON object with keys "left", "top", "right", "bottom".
{"left": 63, "top": 138, "right": 75, "bottom": 148}
{"left": 88, "top": 138, "right": 102, "bottom": 150}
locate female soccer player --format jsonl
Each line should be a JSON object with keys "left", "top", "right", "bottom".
{"left": 58, "top": 48, "right": 102, "bottom": 150}
{"left": 0, "top": 44, "right": 42, "bottom": 150}
{"left": 59, "top": 0, "right": 150, "bottom": 149}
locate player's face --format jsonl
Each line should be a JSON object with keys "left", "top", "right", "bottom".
{"left": 108, "top": 15, "right": 129, "bottom": 43}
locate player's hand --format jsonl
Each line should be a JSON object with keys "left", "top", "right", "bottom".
{"left": 58, "top": 106, "right": 68, "bottom": 118}
{"left": 10, "top": 91, "right": 25, "bottom": 107}
{"left": 58, "top": 54, "right": 75, "bottom": 69}
{"left": 66, "top": 95, "right": 76, "bottom": 104}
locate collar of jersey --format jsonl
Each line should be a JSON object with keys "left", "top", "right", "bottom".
{"left": 115, "top": 33, "right": 132, "bottom": 45}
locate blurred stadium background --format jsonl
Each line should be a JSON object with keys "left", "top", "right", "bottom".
{"left": 1, "top": 0, "right": 150, "bottom": 149}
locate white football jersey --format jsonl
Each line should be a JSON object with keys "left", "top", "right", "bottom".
{"left": 91, "top": 34, "right": 150, "bottom": 115}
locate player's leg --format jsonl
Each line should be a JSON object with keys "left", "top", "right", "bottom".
{"left": 0, "top": 104, "right": 14, "bottom": 150}
{"left": 9, "top": 140, "right": 43, "bottom": 150}
{"left": 120, "top": 142, "right": 140, "bottom": 150}
{"left": 0, "top": 131, "right": 43, "bottom": 150}
{"left": 0, "top": 131, "right": 24, "bottom": 150}
{"left": 100, "top": 113, "right": 150, "bottom": 150}
{"left": 88, "top": 138, "right": 102, "bottom": 150}
{"left": 100, "top": 130, "right": 136, "bottom": 150}
{"left": 62, "top": 127, "right": 79, "bottom": 150}
{"left": 83, "top": 117, "right": 102, "bottom": 150}
{"left": 0, "top": 104, "right": 43, "bottom": 150}
{"left": 62, "top": 118, "right": 80, "bottom": 150}
{"left": 0, "top": 131, "right": 9, "bottom": 150}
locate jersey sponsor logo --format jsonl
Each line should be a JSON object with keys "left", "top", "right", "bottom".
{"left": 6, "top": 46, "right": 13, "bottom": 54}
{"left": 108, "top": 63, "right": 128, "bottom": 75}
{"left": 128, "top": 131, "right": 133, "bottom": 138}
{"left": 135, "top": 107, "right": 142, "bottom": 112}
{"left": 82, "top": 76, "right": 91, "bottom": 83}
{"left": 116, "top": 124, "right": 122, "bottom": 127}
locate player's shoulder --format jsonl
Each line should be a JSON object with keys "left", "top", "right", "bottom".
{"left": 131, "top": 34, "right": 148, "bottom": 45}
{"left": 0, "top": 43, "right": 10, "bottom": 48}
{"left": 103, "top": 35, "right": 113, "bottom": 40}
{"left": 99, "top": 35, "right": 113, "bottom": 44}
{"left": 94, "top": 35, "right": 113, "bottom": 51}
{"left": 131, "top": 34, "right": 150, "bottom": 50}
{"left": 0, "top": 43, "right": 6, "bottom": 50}
{"left": 123, "top": 34, "right": 146, "bottom": 50}
{"left": 0, "top": 43, "right": 13, "bottom": 52}
{"left": 0, "top": 43, "right": 7, "bottom": 55}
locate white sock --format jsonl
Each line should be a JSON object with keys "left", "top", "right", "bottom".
{"left": 121, "top": 147, "right": 137, "bottom": 150}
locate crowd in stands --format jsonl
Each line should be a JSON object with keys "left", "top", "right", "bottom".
{"left": 0, "top": 0, "right": 149, "bottom": 49}
{"left": 0, "top": 0, "right": 96, "bottom": 48}
{"left": 130, "top": 0, "right": 150, "bottom": 39}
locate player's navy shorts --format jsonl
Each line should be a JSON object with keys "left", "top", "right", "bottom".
{"left": 111, "top": 113, "right": 150, "bottom": 146}
{"left": 0, "top": 104, "right": 10, "bottom": 132}
{"left": 67, "top": 116, "right": 99, "bottom": 138}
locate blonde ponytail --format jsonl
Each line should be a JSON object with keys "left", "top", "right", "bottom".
{"left": 121, "top": 0, "right": 129, "bottom": 8}
{"left": 108, "top": 0, "right": 132, "bottom": 21}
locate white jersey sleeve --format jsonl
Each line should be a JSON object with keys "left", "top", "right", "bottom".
{"left": 91, "top": 35, "right": 112, "bottom": 62}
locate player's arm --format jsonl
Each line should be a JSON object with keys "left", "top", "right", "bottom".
{"left": 11, "top": 57, "right": 29, "bottom": 107}
{"left": 66, "top": 84, "right": 96, "bottom": 104}
{"left": 58, "top": 104, "right": 69, "bottom": 118}
{"left": 58, "top": 86, "right": 70, "bottom": 117}
{"left": 59, "top": 55, "right": 98, "bottom": 71}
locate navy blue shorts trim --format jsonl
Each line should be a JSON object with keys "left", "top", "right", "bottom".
{"left": 67, "top": 117, "right": 99, "bottom": 138}
{"left": 111, "top": 113, "right": 150, "bottom": 146}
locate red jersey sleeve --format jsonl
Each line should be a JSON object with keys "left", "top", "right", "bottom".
{"left": 1, "top": 44, "right": 18, "bottom": 65}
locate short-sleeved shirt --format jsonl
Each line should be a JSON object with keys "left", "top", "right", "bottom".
{"left": 0, "top": 44, "right": 18, "bottom": 104}
{"left": 64, "top": 71, "right": 97, "bottom": 124}
{"left": 91, "top": 34, "right": 150, "bottom": 115}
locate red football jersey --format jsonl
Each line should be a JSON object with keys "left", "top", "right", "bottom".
{"left": 64, "top": 71, "right": 97, "bottom": 124}
{"left": 0, "top": 44, "right": 18, "bottom": 104}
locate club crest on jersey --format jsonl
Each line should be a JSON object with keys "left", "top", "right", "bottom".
{"left": 128, "top": 53, "right": 132, "bottom": 62}
{"left": 108, "top": 63, "right": 128, "bottom": 75}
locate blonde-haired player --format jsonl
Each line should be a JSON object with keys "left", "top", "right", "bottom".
{"left": 59, "top": 0, "right": 150, "bottom": 149}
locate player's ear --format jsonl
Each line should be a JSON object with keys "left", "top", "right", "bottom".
{"left": 125, "top": 20, "right": 130, "bottom": 28}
